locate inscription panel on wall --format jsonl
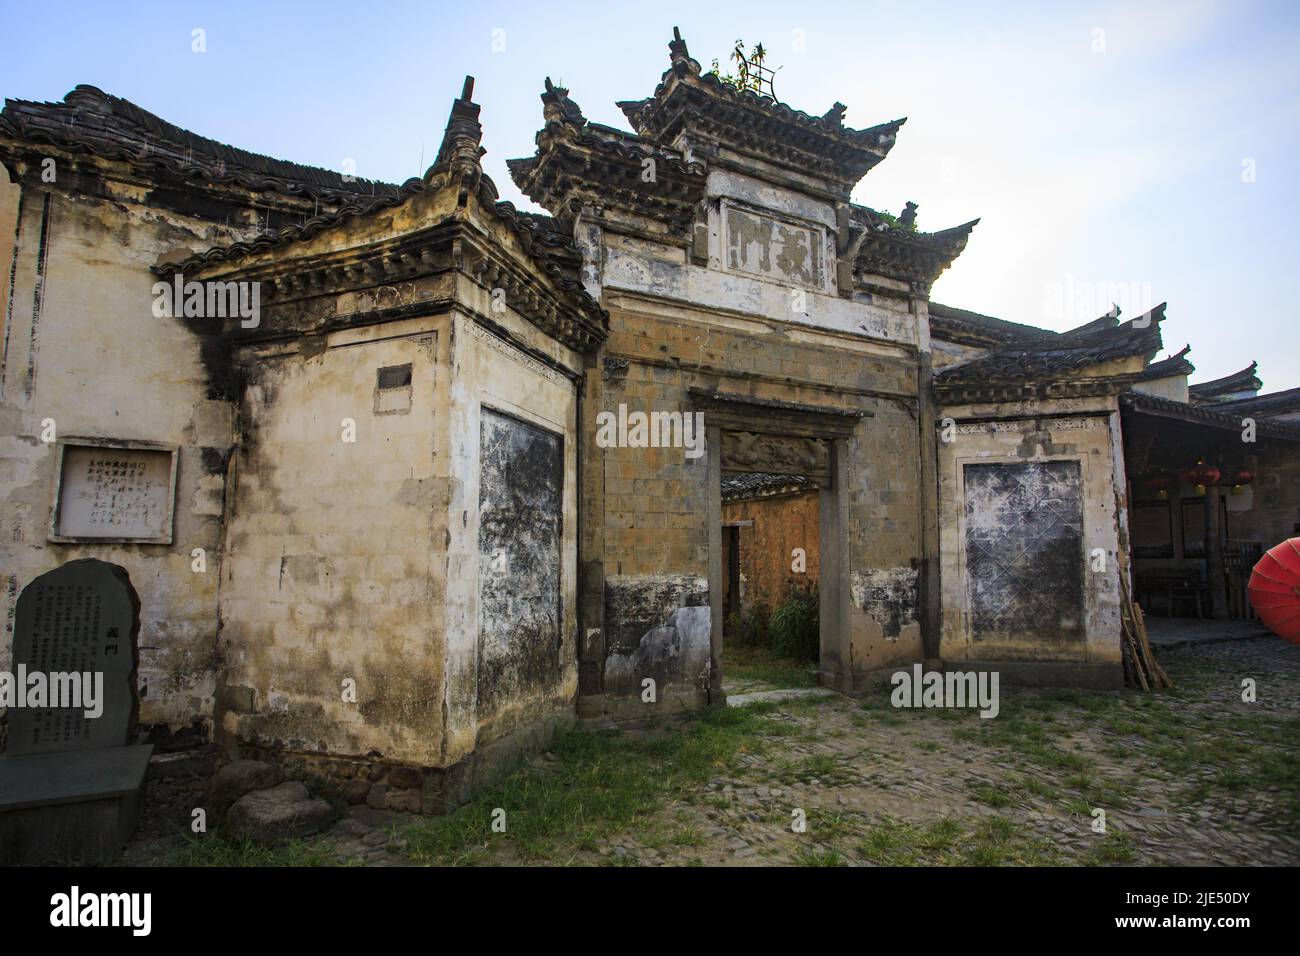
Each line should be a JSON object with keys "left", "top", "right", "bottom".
{"left": 963, "top": 460, "right": 1085, "bottom": 644}
{"left": 723, "top": 203, "right": 827, "bottom": 290}
{"left": 50, "top": 442, "right": 177, "bottom": 543}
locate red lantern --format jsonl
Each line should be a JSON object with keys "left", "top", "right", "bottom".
{"left": 1229, "top": 468, "right": 1255, "bottom": 495}
{"left": 1182, "top": 459, "right": 1220, "bottom": 495}
{"left": 1142, "top": 471, "right": 1175, "bottom": 500}
{"left": 1192, "top": 462, "right": 1221, "bottom": 487}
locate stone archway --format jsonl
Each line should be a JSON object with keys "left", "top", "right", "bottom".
{"left": 689, "top": 389, "right": 867, "bottom": 699}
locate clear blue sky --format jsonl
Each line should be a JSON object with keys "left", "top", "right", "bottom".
{"left": 3, "top": 0, "right": 1297, "bottom": 390}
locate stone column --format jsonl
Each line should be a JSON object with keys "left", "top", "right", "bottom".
{"left": 576, "top": 356, "right": 607, "bottom": 715}
{"left": 917, "top": 357, "right": 941, "bottom": 662}
{"left": 707, "top": 425, "right": 724, "bottom": 703}
{"left": 818, "top": 438, "right": 853, "bottom": 691}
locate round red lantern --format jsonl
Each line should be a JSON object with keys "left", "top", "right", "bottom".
{"left": 1182, "top": 459, "right": 1220, "bottom": 495}
{"left": 1142, "top": 471, "right": 1175, "bottom": 500}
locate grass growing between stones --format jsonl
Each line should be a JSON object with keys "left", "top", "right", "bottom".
{"left": 116, "top": 638, "right": 1298, "bottom": 868}
{"left": 171, "top": 835, "right": 345, "bottom": 867}
{"left": 725, "top": 645, "right": 819, "bottom": 689}
{"left": 854, "top": 814, "right": 1060, "bottom": 866}
{"left": 399, "top": 705, "right": 788, "bottom": 865}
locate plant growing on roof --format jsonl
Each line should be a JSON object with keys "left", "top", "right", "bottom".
{"left": 708, "top": 39, "right": 779, "bottom": 98}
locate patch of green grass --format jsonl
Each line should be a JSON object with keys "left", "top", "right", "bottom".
{"left": 793, "top": 845, "right": 848, "bottom": 866}
{"left": 726, "top": 645, "right": 818, "bottom": 689}
{"left": 858, "top": 821, "right": 920, "bottom": 865}
{"left": 772, "top": 752, "right": 855, "bottom": 787}
{"left": 866, "top": 707, "right": 908, "bottom": 727}
{"left": 803, "top": 754, "right": 838, "bottom": 777}
{"left": 960, "top": 816, "right": 1057, "bottom": 866}
{"left": 1082, "top": 830, "right": 1138, "bottom": 865}
{"left": 857, "top": 813, "right": 1051, "bottom": 866}
{"left": 967, "top": 782, "right": 1016, "bottom": 808}
{"left": 402, "top": 708, "right": 778, "bottom": 865}
{"left": 172, "top": 835, "right": 342, "bottom": 867}
{"left": 1018, "top": 775, "right": 1060, "bottom": 803}
{"left": 807, "top": 808, "right": 857, "bottom": 841}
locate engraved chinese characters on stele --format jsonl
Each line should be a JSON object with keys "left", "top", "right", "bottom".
{"left": 7, "top": 560, "right": 141, "bottom": 756}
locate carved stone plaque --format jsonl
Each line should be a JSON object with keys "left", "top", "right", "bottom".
{"left": 724, "top": 204, "right": 825, "bottom": 289}
{"left": 721, "top": 431, "right": 829, "bottom": 485}
{"left": 50, "top": 443, "right": 176, "bottom": 543}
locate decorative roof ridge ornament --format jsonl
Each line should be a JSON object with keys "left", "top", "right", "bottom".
{"left": 431, "top": 75, "right": 486, "bottom": 205}
{"left": 541, "top": 77, "right": 587, "bottom": 128}
{"left": 668, "top": 26, "right": 699, "bottom": 72}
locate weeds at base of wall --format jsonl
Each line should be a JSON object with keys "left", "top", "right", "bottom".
{"left": 399, "top": 705, "right": 788, "bottom": 865}
{"left": 769, "top": 586, "right": 819, "bottom": 662}
{"left": 731, "top": 587, "right": 819, "bottom": 664}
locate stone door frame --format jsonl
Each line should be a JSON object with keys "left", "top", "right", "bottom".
{"left": 689, "top": 388, "right": 869, "bottom": 701}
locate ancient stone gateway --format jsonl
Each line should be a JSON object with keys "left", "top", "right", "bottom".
{"left": 7, "top": 27, "right": 1271, "bottom": 816}
{"left": 692, "top": 390, "right": 868, "bottom": 695}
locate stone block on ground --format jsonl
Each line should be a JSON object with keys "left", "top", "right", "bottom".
{"left": 147, "top": 746, "right": 220, "bottom": 781}
{"left": 206, "top": 759, "right": 283, "bottom": 818}
{"left": 343, "top": 779, "right": 372, "bottom": 805}
{"left": 225, "top": 781, "right": 335, "bottom": 844}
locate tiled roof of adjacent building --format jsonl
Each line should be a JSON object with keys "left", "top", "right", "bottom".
{"left": 1121, "top": 391, "right": 1300, "bottom": 440}
{"left": 0, "top": 84, "right": 399, "bottom": 202}
{"left": 1188, "top": 362, "right": 1263, "bottom": 402}
{"left": 1137, "top": 344, "right": 1195, "bottom": 380}
{"left": 927, "top": 301, "right": 1063, "bottom": 347}
{"left": 1201, "top": 384, "right": 1300, "bottom": 419}
{"left": 934, "top": 305, "right": 1165, "bottom": 386}
{"left": 721, "top": 473, "right": 818, "bottom": 501}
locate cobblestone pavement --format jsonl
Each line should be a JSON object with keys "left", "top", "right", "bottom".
{"left": 124, "top": 635, "right": 1298, "bottom": 866}
{"left": 578, "top": 636, "right": 1298, "bottom": 867}
{"left": 398, "top": 635, "right": 1297, "bottom": 867}
{"left": 1144, "top": 615, "right": 1272, "bottom": 647}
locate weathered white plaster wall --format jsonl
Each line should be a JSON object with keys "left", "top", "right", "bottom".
{"left": 0, "top": 182, "right": 244, "bottom": 733}
{"left": 441, "top": 296, "right": 581, "bottom": 764}
{"left": 219, "top": 318, "right": 445, "bottom": 763}
{"left": 937, "top": 406, "right": 1125, "bottom": 667}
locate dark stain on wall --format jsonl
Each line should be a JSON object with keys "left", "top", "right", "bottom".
{"left": 964, "top": 460, "right": 1085, "bottom": 643}
{"left": 853, "top": 566, "right": 918, "bottom": 639}
{"left": 602, "top": 575, "right": 711, "bottom": 699}
{"left": 603, "top": 576, "right": 708, "bottom": 657}
{"left": 477, "top": 407, "right": 564, "bottom": 718}
{"left": 200, "top": 446, "right": 231, "bottom": 474}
